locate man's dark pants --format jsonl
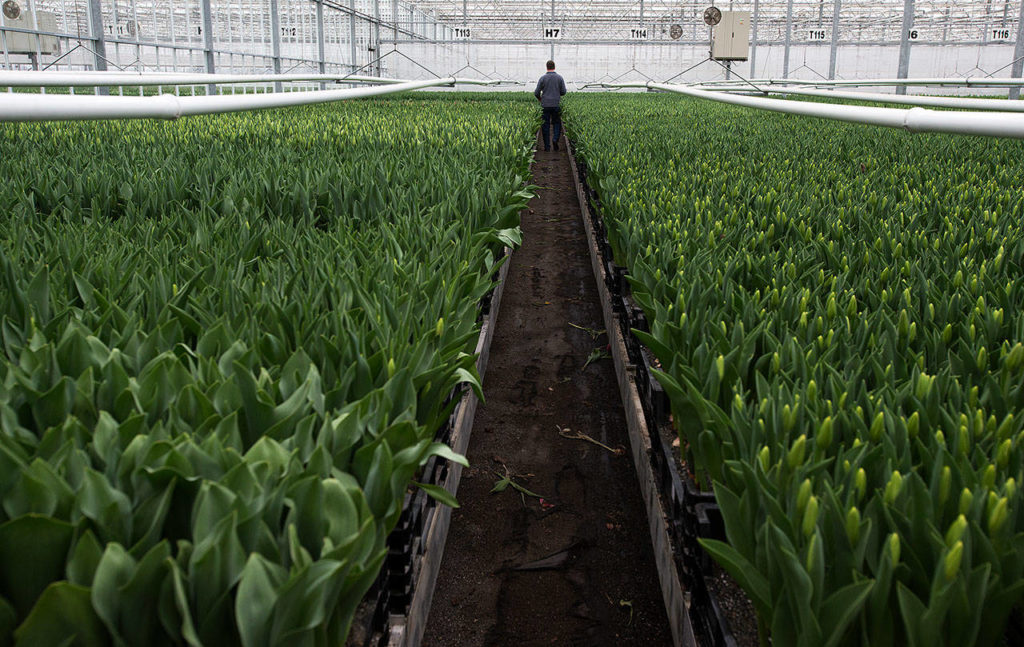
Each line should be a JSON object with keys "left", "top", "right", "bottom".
{"left": 542, "top": 106, "right": 562, "bottom": 150}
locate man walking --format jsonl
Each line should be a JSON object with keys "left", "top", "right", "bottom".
{"left": 534, "top": 60, "right": 567, "bottom": 151}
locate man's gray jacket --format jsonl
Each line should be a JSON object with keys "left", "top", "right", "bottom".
{"left": 534, "top": 71, "right": 567, "bottom": 108}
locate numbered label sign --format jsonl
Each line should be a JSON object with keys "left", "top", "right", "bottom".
{"left": 630, "top": 27, "right": 648, "bottom": 40}
{"left": 992, "top": 28, "right": 1010, "bottom": 40}
{"left": 808, "top": 29, "right": 827, "bottom": 40}
{"left": 908, "top": 28, "right": 919, "bottom": 40}
{"left": 543, "top": 27, "right": 561, "bottom": 39}
{"left": 454, "top": 27, "right": 471, "bottom": 39}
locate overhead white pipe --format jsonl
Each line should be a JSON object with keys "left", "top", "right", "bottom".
{"left": 701, "top": 85, "right": 1024, "bottom": 112}
{"left": 0, "top": 70, "right": 501, "bottom": 88}
{"left": 695, "top": 77, "right": 1024, "bottom": 88}
{"left": 597, "top": 81, "right": 1024, "bottom": 139}
{"left": 0, "top": 77, "right": 465, "bottom": 122}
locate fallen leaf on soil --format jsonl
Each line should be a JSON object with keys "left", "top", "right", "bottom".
{"left": 558, "top": 426, "right": 625, "bottom": 455}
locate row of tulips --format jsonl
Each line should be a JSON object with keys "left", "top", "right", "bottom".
{"left": 566, "top": 93, "right": 1024, "bottom": 646}
{"left": 0, "top": 93, "right": 537, "bottom": 646}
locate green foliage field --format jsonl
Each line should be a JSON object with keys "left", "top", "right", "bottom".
{"left": 566, "top": 92, "right": 1024, "bottom": 646}
{"left": 0, "top": 93, "right": 536, "bottom": 646}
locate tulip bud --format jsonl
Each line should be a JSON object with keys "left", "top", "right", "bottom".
{"left": 888, "top": 533, "right": 901, "bottom": 564}
{"left": 906, "top": 412, "right": 919, "bottom": 439}
{"left": 715, "top": 355, "right": 725, "bottom": 380}
{"left": 1008, "top": 343, "right": 1024, "bottom": 371}
{"left": 787, "top": 434, "right": 807, "bottom": 469}
{"left": 855, "top": 468, "right": 867, "bottom": 501}
{"left": 387, "top": 357, "right": 396, "bottom": 378}
{"left": 959, "top": 488, "right": 974, "bottom": 515}
{"left": 806, "top": 533, "right": 819, "bottom": 572}
{"left": 807, "top": 380, "right": 817, "bottom": 401}
{"left": 938, "top": 466, "right": 952, "bottom": 505}
{"left": 802, "top": 496, "right": 819, "bottom": 537}
{"left": 915, "top": 374, "right": 932, "bottom": 400}
{"left": 977, "top": 347, "right": 988, "bottom": 371}
{"left": 958, "top": 425, "right": 970, "bottom": 456}
{"left": 1005, "top": 478, "right": 1016, "bottom": 499}
{"left": 997, "top": 414, "right": 1015, "bottom": 441}
{"left": 758, "top": 445, "right": 771, "bottom": 473}
{"left": 817, "top": 417, "right": 833, "bottom": 450}
{"left": 989, "top": 497, "right": 1009, "bottom": 534}
{"left": 884, "top": 471, "right": 903, "bottom": 505}
{"left": 796, "top": 478, "right": 813, "bottom": 514}
{"left": 945, "top": 515, "right": 967, "bottom": 548}
{"left": 870, "top": 411, "right": 885, "bottom": 442}
{"left": 983, "top": 464, "right": 997, "bottom": 490}
{"left": 943, "top": 541, "right": 963, "bottom": 581}
{"left": 436, "top": 317, "right": 445, "bottom": 337}
{"left": 846, "top": 506, "right": 861, "bottom": 545}
{"left": 997, "top": 439, "right": 1012, "bottom": 469}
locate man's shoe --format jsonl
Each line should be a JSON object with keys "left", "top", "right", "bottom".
{"left": 553, "top": 142, "right": 559, "bottom": 151}
{"left": 544, "top": 147, "right": 551, "bottom": 152}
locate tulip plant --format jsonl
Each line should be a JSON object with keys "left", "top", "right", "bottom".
{"left": 566, "top": 93, "right": 1024, "bottom": 646}
{"left": 0, "top": 94, "right": 536, "bottom": 646}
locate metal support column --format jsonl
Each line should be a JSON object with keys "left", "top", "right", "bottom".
{"left": 1011, "top": 0, "right": 1024, "bottom": 99}
{"left": 87, "top": 0, "right": 108, "bottom": 94}
{"left": 393, "top": 0, "right": 399, "bottom": 43}
{"left": 550, "top": 0, "right": 555, "bottom": 60}
{"left": 374, "top": 0, "right": 382, "bottom": 76}
{"left": 201, "top": 0, "right": 216, "bottom": 94}
{"left": 316, "top": 0, "right": 326, "bottom": 88}
{"left": 349, "top": 2, "right": 358, "bottom": 73}
{"left": 896, "top": 0, "right": 914, "bottom": 95}
{"left": 269, "top": 0, "right": 282, "bottom": 92}
{"left": 750, "top": 0, "right": 759, "bottom": 77}
{"left": 828, "top": 0, "right": 841, "bottom": 78}
{"left": 782, "top": 0, "right": 794, "bottom": 78}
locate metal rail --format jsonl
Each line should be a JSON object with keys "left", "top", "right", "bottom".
{"left": 0, "top": 77, "right": 501, "bottom": 121}
{"left": 0, "top": 70, "right": 501, "bottom": 87}
{"left": 698, "top": 85, "right": 1024, "bottom": 112}
{"left": 595, "top": 81, "right": 1024, "bottom": 139}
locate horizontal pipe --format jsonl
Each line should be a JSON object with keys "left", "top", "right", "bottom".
{"left": 0, "top": 71, "right": 500, "bottom": 88}
{"left": 600, "top": 82, "right": 1024, "bottom": 139}
{"left": 705, "top": 85, "right": 1024, "bottom": 111}
{"left": 0, "top": 78, "right": 457, "bottom": 122}
{"left": 697, "top": 77, "right": 1024, "bottom": 88}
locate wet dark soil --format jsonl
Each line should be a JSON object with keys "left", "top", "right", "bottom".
{"left": 421, "top": 134, "right": 672, "bottom": 647}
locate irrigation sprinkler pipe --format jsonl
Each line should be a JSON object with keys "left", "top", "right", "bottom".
{"left": 597, "top": 82, "right": 1024, "bottom": 139}
{"left": 0, "top": 70, "right": 501, "bottom": 88}
{"left": 695, "top": 77, "right": 1024, "bottom": 88}
{"left": 0, "top": 77, "right": 464, "bottom": 122}
{"left": 701, "top": 85, "right": 1024, "bottom": 112}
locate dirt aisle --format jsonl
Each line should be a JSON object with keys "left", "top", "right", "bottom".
{"left": 421, "top": 134, "right": 673, "bottom": 647}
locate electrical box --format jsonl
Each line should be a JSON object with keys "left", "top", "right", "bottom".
{"left": 711, "top": 11, "right": 749, "bottom": 61}
{"left": 3, "top": 10, "right": 60, "bottom": 55}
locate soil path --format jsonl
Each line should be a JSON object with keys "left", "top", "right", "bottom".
{"left": 421, "top": 133, "right": 673, "bottom": 647}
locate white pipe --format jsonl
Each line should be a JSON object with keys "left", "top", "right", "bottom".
{"left": 0, "top": 70, "right": 500, "bottom": 88}
{"left": 602, "top": 82, "right": 1024, "bottom": 139}
{"left": 0, "top": 78, "right": 459, "bottom": 122}
{"left": 702, "top": 85, "right": 1024, "bottom": 112}
{"left": 696, "top": 77, "right": 1024, "bottom": 88}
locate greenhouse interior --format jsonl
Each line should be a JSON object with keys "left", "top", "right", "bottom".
{"left": 2, "top": 1, "right": 1024, "bottom": 646}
